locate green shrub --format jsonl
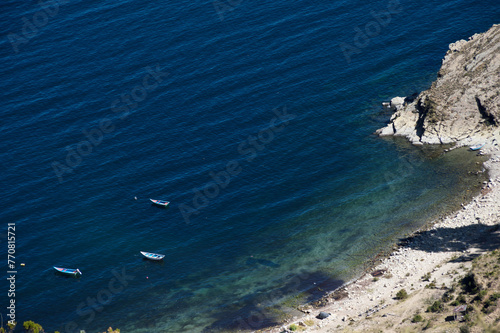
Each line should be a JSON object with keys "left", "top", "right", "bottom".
{"left": 423, "top": 320, "right": 432, "bottom": 330}
{"left": 484, "top": 271, "right": 495, "bottom": 278}
{"left": 422, "top": 272, "right": 431, "bottom": 281}
{"left": 427, "top": 300, "right": 444, "bottom": 313}
{"left": 461, "top": 273, "right": 481, "bottom": 294}
{"left": 459, "top": 325, "right": 470, "bottom": 333}
{"left": 303, "top": 319, "right": 314, "bottom": 326}
{"left": 23, "top": 321, "right": 43, "bottom": 333}
{"left": 482, "top": 294, "right": 500, "bottom": 314}
{"left": 442, "top": 291, "right": 454, "bottom": 303}
{"left": 482, "top": 304, "right": 495, "bottom": 314}
{"left": 289, "top": 324, "right": 298, "bottom": 331}
{"left": 396, "top": 289, "right": 408, "bottom": 300}
{"left": 412, "top": 314, "right": 424, "bottom": 323}
{"left": 425, "top": 281, "right": 437, "bottom": 289}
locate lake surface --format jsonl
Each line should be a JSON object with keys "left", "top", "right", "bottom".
{"left": 1, "top": 0, "right": 498, "bottom": 331}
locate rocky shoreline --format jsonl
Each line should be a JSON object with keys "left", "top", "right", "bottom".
{"left": 261, "top": 154, "right": 500, "bottom": 332}
{"left": 376, "top": 24, "right": 499, "bottom": 147}
{"left": 260, "top": 24, "right": 500, "bottom": 333}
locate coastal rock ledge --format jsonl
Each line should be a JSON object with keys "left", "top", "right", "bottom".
{"left": 376, "top": 24, "right": 500, "bottom": 145}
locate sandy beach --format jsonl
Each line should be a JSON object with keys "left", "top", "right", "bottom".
{"left": 263, "top": 129, "right": 500, "bottom": 332}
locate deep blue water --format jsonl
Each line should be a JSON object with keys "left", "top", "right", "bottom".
{"left": 1, "top": 0, "right": 499, "bottom": 332}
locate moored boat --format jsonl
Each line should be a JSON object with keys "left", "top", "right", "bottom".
{"left": 470, "top": 143, "right": 485, "bottom": 151}
{"left": 140, "top": 251, "right": 165, "bottom": 260}
{"left": 150, "top": 199, "right": 170, "bottom": 207}
{"left": 54, "top": 266, "right": 82, "bottom": 276}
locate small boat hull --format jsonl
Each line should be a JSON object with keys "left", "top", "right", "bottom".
{"left": 150, "top": 199, "right": 170, "bottom": 207}
{"left": 470, "top": 143, "right": 485, "bottom": 151}
{"left": 141, "top": 251, "right": 165, "bottom": 261}
{"left": 54, "top": 266, "right": 82, "bottom": 276}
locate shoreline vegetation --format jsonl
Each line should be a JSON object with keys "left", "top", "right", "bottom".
{"left": 263, "top": 24, "right": 500, "bottom": 333}
{"left": 0, "top": 323, "right": 120, "bottom": 333}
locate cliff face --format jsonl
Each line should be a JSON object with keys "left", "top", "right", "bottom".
{"left": 377, "top": 24, "right": 500, "bottom": 145}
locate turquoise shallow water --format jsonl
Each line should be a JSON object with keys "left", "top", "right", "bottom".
{"left": 0, "top": 0, "right": 498, "bottom": 331}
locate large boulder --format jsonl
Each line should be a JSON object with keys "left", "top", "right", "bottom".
{"left": 317, "top": 311, "right": 331, "bottom": 319}
{"left": 390, "top": 96, "right": 405, "bottom": 110}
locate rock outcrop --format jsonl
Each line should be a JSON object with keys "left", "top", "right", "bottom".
{"left": 377, "top": 24, "right": 500, "bottom": 145}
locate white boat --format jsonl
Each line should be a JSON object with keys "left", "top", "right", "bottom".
{"left": 470, "top": 143, "right": 485, "bottom": 151}
{"left": 140, "top": 251, "right": 165, "bottom": 261}
{"left": 150, "top": 199, "right": 170, "bottom": 207}
{"left": 54, "top": 266, "right": 82, "bottom": 276}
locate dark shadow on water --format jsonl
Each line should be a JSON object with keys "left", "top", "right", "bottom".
{"left": 202, "top": 271, "right": 343, "bottom": 332}
{"left": 52, "top": 272, "right": 82, "bottom": 279}
{"left": 142, "top": 258, "right": 165, "bottom": 265}
{"left": 298, "top": 271, "right": 344, "bottom": 303}
{"left": 201, "top": 301, "right": 282, "bottom": 332}
{"left": 204, "top": 223, "right": 500, "bottom": 332}
{"left": 150, "top": 202, "right": 171, "bottom": 210}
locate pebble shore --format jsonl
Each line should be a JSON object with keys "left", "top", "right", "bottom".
{"left": 264, "top": 132, "right": 500, "bottom": 333}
